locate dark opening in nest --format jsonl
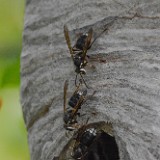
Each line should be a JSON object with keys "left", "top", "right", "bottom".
{"left": 83, "top": 130, "right": 119, "bottom": 160}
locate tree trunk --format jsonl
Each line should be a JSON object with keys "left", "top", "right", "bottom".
{"left": 21, "top": 0, "right": 160, "bottom": 160}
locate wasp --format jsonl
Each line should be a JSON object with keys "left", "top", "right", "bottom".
{"left": 64, "top": 25, "right": 107, "bottom": 88}
{"left": 72, "top": 122, "right": 120, "bottom": 160}
{"left": 71, "top": 123, "right": 98, "bottom": 159}
{"left": 63, "top": 80, "right": 87, "bottom": 131}
{"left": 64, "top": 25, "right": 93, "bottom": 88}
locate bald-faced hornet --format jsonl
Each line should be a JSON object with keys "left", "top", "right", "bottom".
{"left": 72, "top": 127, "right": 97, "bottom": 159}
{"left": 63, "top": 80, "right": 87, "bottom": 131}
{"left": 55, "top": 121, "right": 119, "bottom": 160}
{"left": 72, "top": 125, "right": 119, "bottom": 160}
{"left": 64, "top": 26, "right": 93, "bottom": 88}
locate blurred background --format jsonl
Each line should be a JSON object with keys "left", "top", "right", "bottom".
{"left": 0, "top": 0, "right": 30, "bottom": 159}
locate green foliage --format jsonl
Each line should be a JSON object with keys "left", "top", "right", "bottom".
{"left": 0, "top": 88, "right": 30, "bottom": 160}
{"left": 0, "top": 0, "right": 24, "bottom": 88}
{"left": 0, "top": 46, "right": 20, "bottom": 88}
{"left": 0, "top": 0, "right": 24, "bottom": 47}
{"left": 0, "top": 0, "right": 30, "bottom": 159}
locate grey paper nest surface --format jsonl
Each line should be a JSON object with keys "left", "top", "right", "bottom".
{"left": 21, "top": 0, "right": 160, "bottom": 160}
